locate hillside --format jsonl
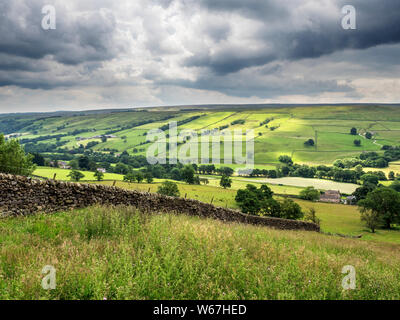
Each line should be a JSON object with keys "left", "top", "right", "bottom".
{"left": 1, "top": 205, "right": 399, "bottom": 300}
{"left": 3, "top": 104, "right": 400, "bottom": 166}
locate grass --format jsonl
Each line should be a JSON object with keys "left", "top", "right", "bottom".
{"left": 294, "top": 200, "right": 400, "bottom": 244}
{"left": 1, "top": 205, "right": 400, "bottom": 300}
{"left": 238, "top": 177, "right": 359, "bottom": 194}
{"left": 93, "top": 180, "right": 400, "bottom": 244}
{"left": 33, "top": 167, "right": 124, "bottom": 181}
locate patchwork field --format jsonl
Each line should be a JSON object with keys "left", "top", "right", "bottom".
{"left": 4, "top": 105, "right": 400, "bottom": 168}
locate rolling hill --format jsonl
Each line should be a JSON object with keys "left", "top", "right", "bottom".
{"left": 3, "top": 104, "right": 400, "bottom": 166}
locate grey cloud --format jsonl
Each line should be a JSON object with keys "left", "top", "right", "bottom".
{"left": 183, "top": 0, "right": 400, "bottom": 75}
{"left": 0, "top": 0, "right": 121, "bottom": 66}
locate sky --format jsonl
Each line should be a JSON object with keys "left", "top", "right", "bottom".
{"left": 0, "top": 0, "right": 399, "bottom": 113}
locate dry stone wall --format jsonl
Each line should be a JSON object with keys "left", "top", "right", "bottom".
{"left": 0, "top": 173, "right": 320, "bottom": 232}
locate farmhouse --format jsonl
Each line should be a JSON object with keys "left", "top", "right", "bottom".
{"left": 319, "top": 190, "right": 341, "bottom": 203}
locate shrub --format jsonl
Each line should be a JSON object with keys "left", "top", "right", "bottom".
{"left": 304, "top": 208, "right": 321, "bottom": 226}
{"left": 360, "top": 210, "right": 381, "bottom": 233}
{"left": 68, "top": 170, "right": 85, "bottom": 182}
{"left": 278, "top": 155, "right": 293, "bottom": 165}
{"left": 0, "top": 134, "right": 35, "bottom": 176}
{"left": 279, "top": 198, "right": 304, "bottom": 220}
{"left": 304, "top": 139, "right": 315, "bottom": 147}
{"left": 157, "top": 181, "right": 180, "bottom": 197}
{"left": 219, "top": 175, "right": 232, "bottom": 189}
{"left": 94, "top": 170, "right": 104, "bottom": 181}
{"left": 299, "top": 186, "right": 320, "bottom": 202}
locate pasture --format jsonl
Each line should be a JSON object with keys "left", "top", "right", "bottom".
{"left": 33, "top": 167, "right": 124, "bottom": 181}
{"left": 94, "top": 180, "right": 400, "bottom": 244}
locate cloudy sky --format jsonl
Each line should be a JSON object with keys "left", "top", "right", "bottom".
{"left": 0, "top": 0, "right": 399, "bottom": 113}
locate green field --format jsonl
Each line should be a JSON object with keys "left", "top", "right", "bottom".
{"left": 33, "top": 167, "right": 124, "bottom": 181}
{"left": 1, "top": 205, "right": 400, "bottom": 299}
{"left": 5, "top": 105, "right": 400, "bottom": 168}
{"left": 238, "top": 177, "right": 359, "bottom": 194}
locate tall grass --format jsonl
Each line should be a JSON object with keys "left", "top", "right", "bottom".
{"left": 1, "top": 206, "right": 400, "bottom": 300}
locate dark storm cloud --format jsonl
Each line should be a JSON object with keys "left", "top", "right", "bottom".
{"left": 0, "top": 0, "right": 399, "bottom": 108}
{"left": 286, "top": 0, "right": 400, "bottom": 60}
{"left": 0, "top": 1, "right": 120, "bottom": 67}
{"left": 154, "top": 64, "right": 354, "bottom": 99}
{"left": 183, "top": 0, "right": 400, "bottom": 75}
{"left": 196, "top": 0, "right": 290, "bottom": 21}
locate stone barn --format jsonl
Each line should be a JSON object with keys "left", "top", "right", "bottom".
{"left": 319, "top": 190, "right": 341, "bottom": 203}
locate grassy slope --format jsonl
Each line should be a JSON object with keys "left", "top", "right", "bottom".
{"left": 93, "top": 180, "right": 400, "bottom": 244}
{"left": 1, "top": 206, "right": 399, "bottom": 300}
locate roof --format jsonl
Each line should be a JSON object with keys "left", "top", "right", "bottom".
{"left": 320, "top": 190, "right": 341, "bottom": 203}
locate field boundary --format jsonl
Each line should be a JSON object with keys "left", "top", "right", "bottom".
{"left": 0, "top": 173, "right": 319, "bottom": 232}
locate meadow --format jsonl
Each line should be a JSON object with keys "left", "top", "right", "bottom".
{"left": 94, "top": 180, "right": 400, "bottom": 245}
{"left": 33, "top": 167, "right": 124, "bottom": 181}
{"left": 1, "top": 205, "right": 399, "bottom": 300}
{"left": 239, "top": 177, "right": 359, "bottom": 194}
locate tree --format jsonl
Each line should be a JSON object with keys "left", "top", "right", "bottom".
{"left": 350, "top": 127, "right": 357, "bottom": 135}
{"left": 69, "top": 159, "right": 79, "bottom": 170}
{"left": 299, "top": 186, "right": 320, "bottom": 201}
{"left": 365, "top": 132, "right": 373, "bottom": 139}
{"left": 260, "top": 197, "right": 281, "bottom": 217}
{"left": 360, "top": 174, "right": 379, "bottom": 186}
{"left": 352, "top": 182, "right": 376, "bottom": 202}
{"left": 278, "top": 155, "right": 293, "bottom": 165}
{"left": 115, "top": 162, "right": 130, "bottom": 175}
{"left": 101, "top": 136, "right": 108, "bottom": 143}
{"left": 68, "top": 170, "right": 85, "bottom": 182}
{"left": 358, "top": 187, "right": 400, "bottom": 229}
{"left": 181, "top": 165, "right": 196, "bottom": 184}
{"left": 389, "top": 171, "right": 395, "bottom": 180}
{"left": 304, "top": 139, "right": 315, "bottom": 147}
{"left": 170, "top": 168, "right": 181, "bottom": 181}
{"left": 235, "top": 184, "right": 274, "bottom": 216}
{"left": 305, "top": 208, "right": 321, "bottom": 226}
{"left": 135, "top": 171, "right": 144, "bottom": 183}
{"left": 389, "top": 180, "right": 400, "bottom": 192}
{"left": 94, "top": 170, "right": 104, "bottom": 181}
{"left": 279, "top": 198, "right": 304, "bottom": 220}
{"left": 32, "top": 153, "right": 45, "bottom": 166}
{"left": 217, "top": 166, "right": 234, "bottom": 177}
{"left": 78, "top": 156, "right": 90, "bottom": 170}
{"left": 145, "top": 173, "right": 154, "bottom": 184}
{"left": 360, "top": 210, "right": 381, "bottom": 233}
{"left": 157, "top": 181, "right": 180, "bottom": 197}
{"left": 0, "top": 134, "right": 35, "bottom": 176}
{"left": 219, "top": 175, "right": 232, "bottom": 189}
{"left": 354, "top": 139, "right": 361, "bottom": 147}
{"left": 123, "top": 172, "right": 136, "bottom": 183}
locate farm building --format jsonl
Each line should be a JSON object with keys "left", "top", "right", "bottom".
{"left": 345, "top": 196, "right": 357, "bottom": 205}
{"left": 319, "top": 190, "right": 341, "bottom": 203}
